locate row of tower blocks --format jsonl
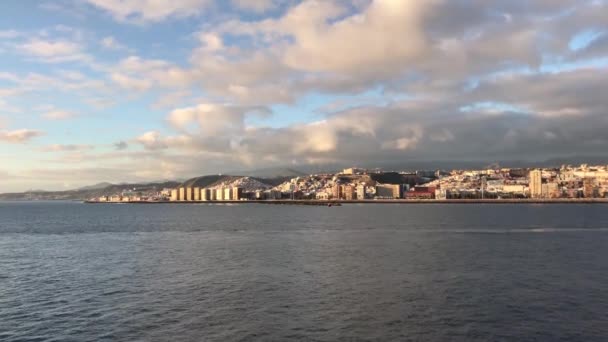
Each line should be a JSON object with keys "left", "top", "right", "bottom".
{"left": 170, "top": 187, "right": 244, "bottom": 201}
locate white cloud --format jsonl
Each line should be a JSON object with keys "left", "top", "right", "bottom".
{"left": 0, "top": 71, "right": 113, "bottom": 102}
{"left": 100, "top": 36, "right": 126, "bottom": 50}
{"left": 18, "top": 38, "right": 88, "bottom": 63}
{"left": 198, "top": 33, "right": 223, "bottom": 52}
{"left": 43, "top": 144, "right": 94, "bottom": 152}
{"left": 231, "top": 0, "right": 278, "bottom": 13}
{"left": 84, "top": 0, "right": 211, "bottom": 22}
{"left": 167, "top": 103, "right": 271, "bottom": 135}
{"left": 0, "top": 30, "right": 21, "bottom": 39}
{"left": 5, "top": 0, "right": 608, "bottom": 190}
{"left": 136, "top": 131, "right": 168, "bottom": 150}
{"left": 109, "top": 56, "right": 192, "bottom": 90}
{"left": 42, "top": 110, "right": 77, "bottom": 120}
{"left": 111, "top": 73, "right": 152, "bottom": 92}
{"left": 0, "top": 99, "right": 20, "bottom": 113}
{"left": 0, "top": 129, "right": 44, "bottom": 143}
{"left": 381, "top": 127, "right": 424, "bottom": 151}
{"left": 19, "top": 39, "right": 79, "bottom": 56}
{"left": 281, "top": 0, "right": 432, "bottom": 73}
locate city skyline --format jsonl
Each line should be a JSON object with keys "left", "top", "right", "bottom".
{"left": 86, "top": 163, "right": 608, "bottom": 202}
{"left": 1, "top": 0, "right": 608, "bottom": 192}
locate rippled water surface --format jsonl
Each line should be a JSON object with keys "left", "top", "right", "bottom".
{"left": 1, "top": 202, "right": 608, "bottom": 341}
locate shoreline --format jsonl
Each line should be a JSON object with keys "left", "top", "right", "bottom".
{"left": 84, "top": 199, "right": 608, "bottom": 205}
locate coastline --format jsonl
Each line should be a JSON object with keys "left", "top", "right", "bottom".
{"left": 83, "top": 199, "right": 608, "bottom": 205}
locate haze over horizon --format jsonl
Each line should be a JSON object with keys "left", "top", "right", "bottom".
{"left": 1, "top": 0, "right": 607, "bottom": 192}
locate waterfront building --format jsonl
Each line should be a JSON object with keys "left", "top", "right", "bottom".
{"left": 170, "top": 189, "right": 179, "bottom": 201}
{"left": 542, "top": 182, "right": 560, "bottom": 199}
{"left": 223, "top": 188, "right": 232, "bottom": 201}
{"left": 332, "top": 183, "right": 342, "bottom": 199}
{"left": 529, "top": 169, "right": 543, "bottom": 198}
{"left": 179, "top": 187, "right": 186, "bottom": 202}
{"left": 583, "top": 178, "right": 597, "bottom": 198}
{"left": 232, "top": 187, "right": 243, "bottom": 200}
{"left": 267, "top": 190, "right": 282, "bottom": 200}
{"left": 193, "top": 187, "right": 200, "bottom": 201}
{"left": 503, "top": 184, "right": 525, "bottom": 195}
{"left": 316, "top": 191, "right": 330, "bottom": 200}
{"left": 343, "top": 185, "right": 355, "bottom": 200}
{"left": 186, "top": 187, "right": 193, "bottom": 201}
{"left": 405, "top": 186, "right": 436, "bottom": 199}
{"left": 375, "top": 184, "right": 401, "bottom": 199}
{"left": 356, "top": 185, "right": 366, "bottom": 200}
{"left": 201, "top": 188, "right": 210, "bottom": 201}
{"left": 435, "top": 188, "right": 448, "bottom": 200}
{"left": 216, "top": 188, "right": 223, "bottom": 201}
{"left": 209, "top": 189, "right": 217, "bottom": 201}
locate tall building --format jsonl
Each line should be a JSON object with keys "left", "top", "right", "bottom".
{"left": 193, "top": 187, "right": 200, "bottom": 201}
{"left": 356, "top": 185, "right": 366, "bottom": 200}
{"left": 216, "top": 188, "right": 223, "bottom": 201}
{"left": 583, "top": 178, "right": 596, "bottom": 198}
{"left": 179, "top": 187, "right": 186, "bottom": 202}
{"left": 232, "top": 187, "right": 243, "bottom": 200}
{"left": 376, "top": 184, "right": 401, "bottom": 199}
{"left": 343, "top": 185, "right": 355, "bottom": 200}
{"left": 267, "top": 190, "right": 282, "bottom": 200}
{"left": 332, "top": 183, "right": 342, "bottom": 199}
{"left": 223, "top": 188, "right": 232, "bottom": 201}
{"left": 201, "top": 188, "right": 210, "bottom": 201}
{"left": 543, "top": 182, "right": 560, "bottom": 198}
{"left": 186, "top": 187, "right": 193, "bottom": 201}
{"left": 529, "top": 169, "right": 543, "bottom": 198}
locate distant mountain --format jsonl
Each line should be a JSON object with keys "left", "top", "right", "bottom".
{"left": 0, "top": 181, "right": 180, "bottom": 201}
{"left": 179, "top": 175, "right": 277, "bottom": 191}
{"left": 229, "top": 167, "right": 307, "bottom": 178}
{"left": 181, "top": 175, "right": 228, "bottom": 188}
{"left": 77, "top": 182, "right": 114, "bottom": 191}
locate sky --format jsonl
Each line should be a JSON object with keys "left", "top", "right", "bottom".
{"left": 0, "top": 0, "right": 607, "bottom": 192}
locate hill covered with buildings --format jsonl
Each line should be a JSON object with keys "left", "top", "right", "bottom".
{"left": 4, "top": 164, "right": 608, "bottom": 202}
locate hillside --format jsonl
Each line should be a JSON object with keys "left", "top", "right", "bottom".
{"left": 77, "top": 182, "right": 114, "bottom": 191}
{"left": 181, "top": 175, "right": 228, "bottom": 188}
{"left": 164, "top": 174, "right": 288, "bottom": 190}
{"left": 179, "top": 175, "right": 277, "bottom": 192}
{"left": 369, "top": 172, "right": 422, "bottom": 186}
{"left": 0, "top": 173, "right": 293, "bottom": 201}
{"left": 0, "top": 181, "right": 180, "bottom": 201}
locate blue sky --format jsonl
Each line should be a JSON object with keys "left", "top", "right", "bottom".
{"left": 0, "top": 0, "right": 607, "bottom": 192}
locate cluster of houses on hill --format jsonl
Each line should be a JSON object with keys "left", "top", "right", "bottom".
{"left": 91, "top": 164, "right": 608, "bottom": 202}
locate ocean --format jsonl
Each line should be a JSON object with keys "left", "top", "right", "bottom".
{"left": 1, "top": 201, "right": 607, "bottom": 341}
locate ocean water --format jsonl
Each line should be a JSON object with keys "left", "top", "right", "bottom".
{"left": 1, "top": 202, "right": 607, "bottom": 341}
